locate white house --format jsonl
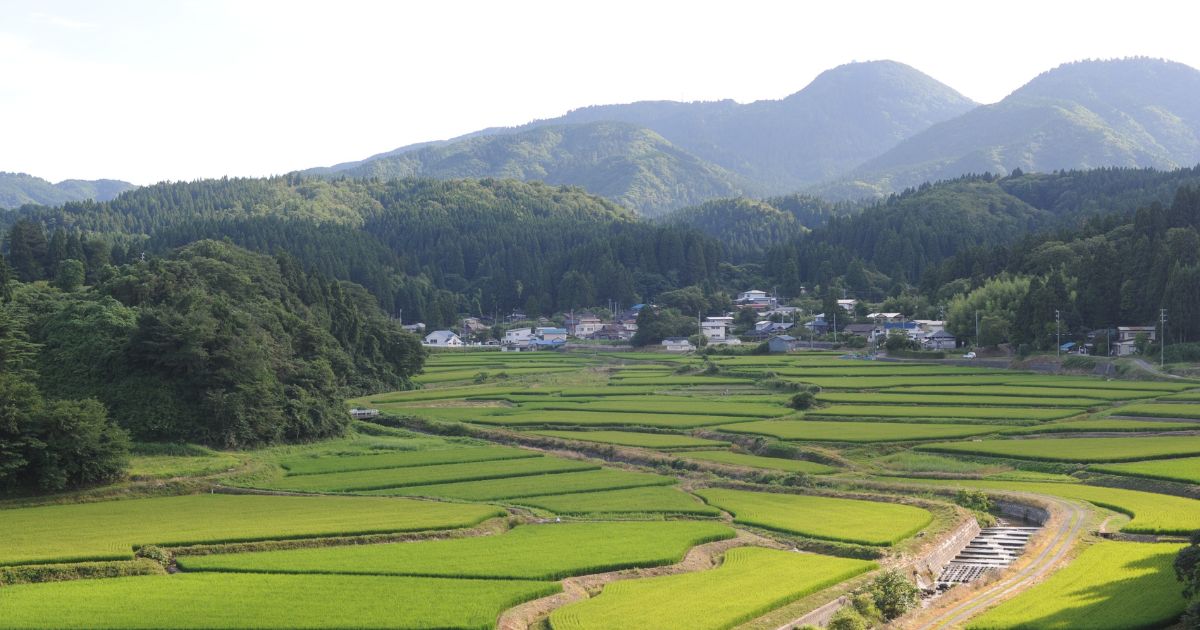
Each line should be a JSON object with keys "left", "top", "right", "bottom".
{"left": 348, "top": 408, "right": 380, "bottom": 419}
{"left": 662, "top": 337, "right": 694, "bottom": 352}
{"left": 837, "top": 299, "right": 858, "bottom": 312}
{"left": 736, "top": 289, "right": 777, "bottom": 310}
{"left": 536, "top": 327, "right": 568, "bottom": 342}
{"left": 701, "top": 317, "right": 733, "bottom": 342}
{"left": 1114, "top": 325, "right": 1157, "bottom": 356}
{"left": 573, "top": 316, "right": 603, "bottom": 338}
{"left": 423, "top": 330, "right": 462, "bottom": 347}
{"left": 505, "top": 327, "right": 533, "bottom": 343}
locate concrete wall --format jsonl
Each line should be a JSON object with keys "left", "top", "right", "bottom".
{"left": 994, "top": 500, "right": 1050, "bottom": 525}
{"left": 909, "top": 516, "right": 982, "bottom": 589}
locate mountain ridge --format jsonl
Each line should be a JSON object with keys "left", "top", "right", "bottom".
{"left": 0, "top": 172, "right": 136, "bottom": 209}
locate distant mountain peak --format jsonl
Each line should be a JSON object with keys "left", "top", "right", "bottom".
{"left": 0, "top": 172, "right": 137, "bottom": 209}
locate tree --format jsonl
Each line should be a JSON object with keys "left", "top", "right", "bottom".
{"left": 54, "top": 259, "right": 86, "bottom": 292}
{"left": 1177, "top": 531, "right": 1200, "bottom": 628}
{"left": 6, "top": 220, "right": 48, "bottom": 282}
{"left": 978, "top": 315, "right": 1010, "bottom": 348}
{"left": 0, "top": 253, "right": 12, "bottom": 302}
{"left": 870, "top": 569, "right": 920, "bottom": 620}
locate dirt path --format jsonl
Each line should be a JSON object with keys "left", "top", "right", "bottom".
{"left": 496, "top": 529, "right": 784, "bottom": 630}
{"left": 1130, "top": 358, "right": 1190, "bottom": 380}
{"left": 905, "top": 495, "right": 1088, "bottom": 630}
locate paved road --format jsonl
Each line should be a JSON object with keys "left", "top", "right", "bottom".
{"left": 911, "top": 494, "right": 1088, "bottom": 630}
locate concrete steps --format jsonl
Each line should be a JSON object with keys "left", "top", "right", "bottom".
{"left": 937, "top": 526, "right": 1035, "bottom": 585}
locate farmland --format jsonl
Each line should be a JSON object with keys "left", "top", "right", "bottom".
{"left": 549, "top": 547, "right": 876, "bottom": 630}
{"left": 681, "top": 450, "right": 838, "bottom": 474}
{"left": 469, "top": 410, "right": 760, "bottom": 428}
{"left": 917, "top": 435, "right": 1200, "bottom": 462}
{"left": 515, "top": 486, "right": 722, "bottom": 515}
{"left": 884, "top": 385, "right": 1162, "bottom": 400}
{"left": 178, "top": 521, "right": 735, "bottom": 579}
{"left": 0, "top": 494, "right": 503, "bottom": 566}
{"left": 527, "top": 430, "right": 730, "bottom": 449}
{"left": 0, "top": 573, "right": 559, "bottom": 629}
{"left": 518, "top": 399, "right": 792, "bottom": 417}
{"left": 810, "top": 404, "right": 1081, "bottom": 421}
{"left": 694, "top": 488, "right": 932, "bottom": 546}
{"left": 260, "top": 456, "right": 600, "bottom": 493}
{"left": 1111, "top": 402, "right": 1200, "bottom": 419}
{"left": 1091, "top": 456, "right": 1200, "bottom": 484}
{"left": 718, "top": 420, "right": 1003, "bottom": 442}
{"left": 966, "top": 542, "right": 1187, "bottom": 629}
{"left": 363, "top": 468, "right": 675, "bottom": 501}
{"left": 815, "top": 392, "right": 1104, "bottom": 407}
{"left": 279, "top": 445, "right": 539, "bottom": 476}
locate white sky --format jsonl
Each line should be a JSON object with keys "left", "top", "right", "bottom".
{"left": 3, "top": 0, "right": 1199, "bottom": 185}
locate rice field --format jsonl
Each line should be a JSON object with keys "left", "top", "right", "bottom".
{"left": 470, "top": 410, "right": 761, "bottom": 428}
{"left": 606, "top": 376, "right": 753, "bottom": 386}
{"left": 520, "top": 399, "right": 792, "bottom": 417}
{"left": 882, "top": 385, "right": 1160, "bottom": 400}
{"left": 811, "top": 404, "right": 1081, "bottom": 421}
{"left": 965, "top": 542, "right": 1187, "bottom": 629}
{"left": 917, "top": 435, "right": 1200, "bottom": 463}
{"left": 549, "top": 547, "right": 876, "bottom": 630}
{"left": 717, "top": 420, "right": 1002, "bottom": 442}
{"left": 0, "top": 494, "right": 503, "bottom": 566}
{"left": 815, "top": 392, "right": 1104, "bottom": 407}
{"left": 178, "top": 521, "right": 735, "bottom": 579}
{"left": 279, "top": 445, "right": 539, "bottom": 476}
{"left": 362, "top": 468, "right": 675, "bottom": 501}
{"left": 0, "top": 572, "right": 558, "bottom": 629}
{"left": 527, "top": 430, "right": 730, "bottom": 449}
{"left": 261, "top": 456, "right": 600, "bottom": 493}
{"left": 1001, "top": 418, "right": 1200, "bottom": 434}
{"left": 1090, "top": 456, "right": 1200, "bottom": 485}
{"left": 1000, "top": 376, "right": 1194, "bottom": 392}
{"left": 680, "top": 451, "right": 838, "bottom": 474}
{"left": 695, "top": 488, "right": 933, "bottom": 546}
{"left": 1111, "top": 402, "right": 1200, "bottom": 419}
{"left": 515, "top": 486, "right": 721, "bottom": 515}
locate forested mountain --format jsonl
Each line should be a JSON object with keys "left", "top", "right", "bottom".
{"left": 0, "top": 172, "right": 135, "bottom": 209}
{"left": 2, "top": 177, "right": 725, "bottom": 326}
{"left": 763, "top": 166, "right": 1200, "bottom": 301}
{"left": 831, "top": 58, "right": 1200, "bottom": 197}
{"left": 308, "top": 61, "right": 976, "bottom": 212}
{"left": 314, "top": 123, "right": 745, "bottom": 217}
{"left": 663, "top": 194, "right": 855, "bottom": 261}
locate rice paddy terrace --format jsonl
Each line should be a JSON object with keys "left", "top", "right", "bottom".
{"left": 2, "top": 348, "right": 1198, "bottom": 629}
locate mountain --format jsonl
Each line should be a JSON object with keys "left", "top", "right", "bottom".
{"left": 309, "top": 60, "right": 975, "bottom": 213}
{"left": 833, "top": 58, "right": 1200, "bottom": 197}
{"left": 663, "top": 194, "right": 856, "bottom": 261}
{"left": 0, "top": 172, "right": 136, "bottom": 209}
{"left": 322, "top": 122, "right": 745, "bottom": 217}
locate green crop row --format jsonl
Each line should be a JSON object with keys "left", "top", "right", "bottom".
{"left": 1090, "top": 456, "right": 1200, "bottom": 485}
{"left": 527, "top": 430, "right": 730, "bottom": 449}
{"left": 0, "top": 572, "right": 557, "bottom": 629}
{"left": 549, "top": 547, "right": 876, "bottom": 630}
{"left": 966, "top": 542, "right": 1186, "bottom": 630}
{"left": 363, "top": 468, "right": 675, "bottom": 501}
{"left": 694, "top": 488, "right": 932, "bottom": 546}
{"left": 882, "top": 385, "right": 1158, "bottom": 400}
{"left": 816, "top": 392, "right": 1104, "bottom": 407}
{"left": 810, "top": 404, "right": 1081, "bottom": 421}
{"left": 471, "top": 410, "right": 761, "bottom": 428}
{"left": 916, "top": 435, "right": 1200, "bottom": 463}
{"left": 607, "top": 376, "right": 754, "bottom": 386}
{"left": 681, "top": 451, "right": 838, "bottom": 474}
{"left": 519, "top": 399, "right": 791, "bottom": 418}
{"left": 1001, "top": 419, "right": 1200, "bottom": 434}
{"left": 717, "top": 420, "right": 1002, "bottom": 443}
{"left": 279, "top": 445, "right": 538, "bottom": 476}
{"left": 0, "top": 494, "right": 503, "bottom": 567}
{"left": 178, "top": 521, "right": 735, "bottom": 580}
{"left": 515, "top": 486, "right": 721, "bottom": 516}
{"left": 261, "top": 456, "right": 599, "bottom": 493}
{"left": 1112, "top": 402, "right": 1200, "bottom": 419}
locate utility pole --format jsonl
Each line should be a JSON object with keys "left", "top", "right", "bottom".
{"left": 832, "top": 310, "right": 837, "bottom": 343}
{"left": 1161, "top": 308, "right": 1168, "bottom": 368}
{"left": 975, "top": 311, "right": 980, "bottom": 348}
{"left": 1055, "top": 309, "right": 1061, "bottom": 358}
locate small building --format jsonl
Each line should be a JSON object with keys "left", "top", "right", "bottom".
{"left": 736, "top": 289, "right": 778, "bottom": 310}
{"left": 571, "top": 315, "right": 603, "bottom": 338}
{"left": 661, "top": 337, "right": 694, "bottom": 352}
{"left": 1114, "top": 325, "right": 1157, "bottom": 356}
{"left": 837, "top": 299, "right": 858, "bottom": 313}
{"left": 924, "top": 329, "right": 957, "bottom": 350}
{"left": 501, "top": 342, "right": 536, "bottom": 352}
{"left": 536, "top": 327, "right": 568, "bottom": 342}
{"left": 843, "top": 323, "right": 879, "bottom": 339}
{"left": 593, "top": 323, "right": 632, "bottom": 341}
{"left": 401, "top": 323, "right": 426, "bottom": 333}
{"left": 423, "top": 330, "right": 462, "bottom": 347}
{"left": 866, "top": 312, "right": 903, "bottom": 322}
{"left": 505, "top": 327, "right": 533, "bottom": 343}
{"left": 767, "top": 335, "right": 800, "bottom": 353}
{"left": 701, "top": 317, "right": 732, "bottom": 342}
{"left": 349, "top": 408, "right": 380, "bottom": 419}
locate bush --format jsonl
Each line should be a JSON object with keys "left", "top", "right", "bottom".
{"left": 789, "top": 392, "right": 816, "bottom": 410}
{"left": 851, "top": 591, "right": 883, "bottom": 625}
{"left": 954, "top": 489, "right": 992, "bottom": 513}
{"left": 827, "top": 607, "right": 867, "bottom": 630}
{"left": 869, "top": 569, "right": 920, "bottom": 620}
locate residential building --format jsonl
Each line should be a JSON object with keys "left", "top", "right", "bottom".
{"left": 401, "top": 323, "right": 426, "bottom": 333}
{"left": 701, "top": 317, "right": 733, "bottom": 342}
{"left": 843, "top": 323, "right": 879, "bottom": 339}
{"left": 423, "top": 330, "right": 462, "bottom": 347}
{"left": 500, "top": 342, "right": 536, "bottom": 352}
{"left": 568, "top": 315, "right": 603, "bottom": 338}
{"left": 735, "top": 289, "right": 778, "bottom": 310}
{"left": 767, "top": 335, "right": 800, "bottom": 353}
{"left": 593, "top": 323, "right": 632, "bottom": 341}
{"left": 837, "top": 299, "right": 858, "bottom": 312}
{"left": 1114, "top": 325, "right": 1157, "bottom": 356}
{"left": 923, "top": 329, "right": 957, "bottom": 350}
{"left": 661, "top": 337, "right": 694, "bottom": 352}
{"left": 504, "top": 327, "right": 533, "bottom": 343}
{"left": 460, "top": 317, "right": 488, "bottom": 334}
{"left": 536, "top": 327, "right": 568, "bottom": 342}
{"left": 866, "top": 312, "right": 903, "bottom": 322}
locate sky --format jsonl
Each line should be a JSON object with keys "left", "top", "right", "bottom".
{"left": 3, "top": 0, "right": 1200, "bottom": 185}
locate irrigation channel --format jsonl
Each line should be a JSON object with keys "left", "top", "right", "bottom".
{"left": 936, "top": 520, "right": 1037, "bottom": 586}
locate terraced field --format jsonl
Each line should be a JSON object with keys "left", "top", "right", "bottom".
{"left": 695, "top": 488, "right": 932, "bottom": 546}
{"left": 815, "top": 392, "right": 1104, "bottom": 407}
{"left": 261, "top": 456, "right": 600, "bottom": 493}
{"left": 810, "top": 404, "right": 1081, "bottom": 421}
{"left": 718, "top": 420, "right": 1002, "bottom": 442}
{"left": 1091, "top": 456, "right": 1200, "bottom": 484}
{"left": 1111, "top": 402, "right": 1200, "bottom": 419}
{"left": 966, "top": 542, "right": 1187, "bottom": 629}
{"left": 917, "top": 435, "right": 1200, "bottom": 462}
{"left": 883, "top": 385, "right": 1161, "bottom": 400}
{"left": 470, "top": 410, "right": 760, "bottom": 428}
{"left": 549, "top": 547, "right": 876, "bottom": 630}
{"left": 527, "top": 430, "right": 730, "bottom": 449}
{"left": 279, "top": 445, "right": 539, "bottom": 476}
{"left": 515, "top": 486, "right": 722, "bottom": 515}
{"left": 519, "top": 399, "right": 792, "bottom": 417}
{"left": 0, "top": 494, "right": 503, "bottom": 566}
{"left": 681, "top": 450, "right": 838, "bottom": 474}
{"left": 0, "top": 573, "right": 558, "bottom": 629}
{"left": 363, "top": 468, "right": 675, "bottom": 501}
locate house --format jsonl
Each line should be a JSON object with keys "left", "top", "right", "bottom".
{"left": 1060, "top": 341, "right": 1077, "bottom": 353}
{"left": 767, "top": 335, "right": 801, "bottom": 353}
{"left": 536, "top": 327, "right": 568, "bottom": 342}
{"left": 593, "top": 323, "right": 632, "bottom": 341}
{"left": 883, "top": 321, "right": 922, "bottom": 341}
{"left": 500, "top": 342, "right": 536, "bottom": 352}
{"left": 804, "top": 315, "right": 830, "bottom": 335}
{"left": 924, "top": 329, "right": 957, "bottom": 350}
{"left": 460, "top": 317, "right": 489, "bottom": 334}
{"left": 843, "top": 323, "right": 879, "bottom": 339}
{"left": 745, "top": 321, "right": 794, "bottom": 341}
{"left": 867, "top": 312, "right": 903, "bottom": 322}
{"left": 1114, "top": 325, "right": 1157, "bottom": 356}
{"left": 837, "top": 299, "right": 858, "bottom": 313}
{"left": 348, "top": 408, "right": 379, "bottom": 419}
{"left": 735, "top": 289, "right": 778, "bottom": 310}
{"left": 570, "top": 315, "right": 603, "bottom": 338}
{"left": 531, "top": 338, "right": 566, "bottom": 350}
{"left": 423, "top": 330, "right": 462, "bottom": 347}
{"left": 505, "top": 310, "right": 527, "bottom": 323}
{"left": 913, "top": 320, "right": 945, "bottom": 334}
{"left": 401, "top": 323, "right": 426, "bottom": 333}
{"left": 661, "top": 337, "right": 694, "bottom": 352}
{"left": 504, "top": 327, "right": 533, "bottom": 343}
{"left": 701, "top": 317, "right": 733, "bottom": 342}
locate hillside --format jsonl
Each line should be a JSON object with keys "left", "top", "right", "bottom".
{"left": 309, "top": 61, "right": 976, "bottom": 212}
{"left": 833, "top": 58, "right": 1200, "bottom": 197}
{"left": 0, "top": 172, "right": 136, "bottom": 209}
{"left": 663, "top": 194, "right": 854, "bottom": 260}
{"left": 317, "top": 122, "right": 745, "bottom": 217}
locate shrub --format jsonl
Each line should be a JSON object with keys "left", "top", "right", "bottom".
{"left": 789, "top": 392, "right": 816, "bottom": 410}
{"left": 827, "top": 606, "right": 867, "bottom": 630}
{"left": 954, "top": 489, "right": 992, "bottom": 513}
{"left": 851, "top": 591, "right": 883, "bottom": 625}
{"left": 869, "top": 569, "right": 920, "bottom": 620}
